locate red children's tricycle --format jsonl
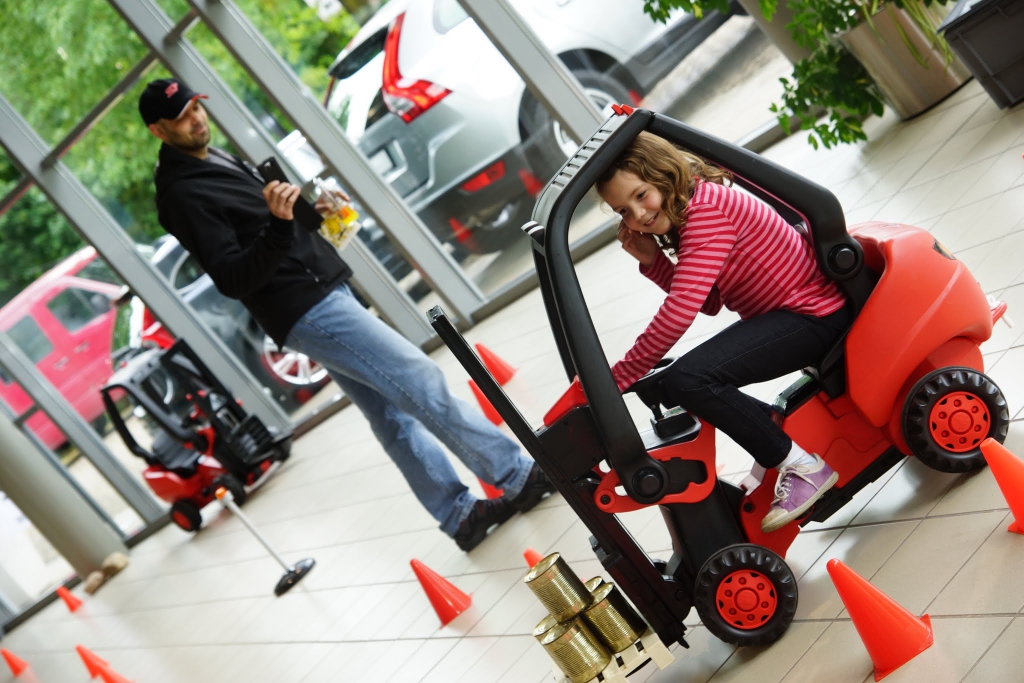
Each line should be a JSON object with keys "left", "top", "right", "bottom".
{"left": 429, "top": 108, "right": 1009, "bottom": 649}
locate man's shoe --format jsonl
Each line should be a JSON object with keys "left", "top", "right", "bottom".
{"left": 454, "top": 497, "right": 516, "bottom": 552}
{"left": 761, "top": 455, "right": 838, "bottom": 533}
{"left": 509, "top": 464, "right": 556, "bottom": 513}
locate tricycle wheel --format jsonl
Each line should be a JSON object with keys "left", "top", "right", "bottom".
{"left": 213, "top": 473, "right": 247, "bottom": 506}
{"left": 694, "top": 544, "right": 797, "bottom": 646}
{"left": 902, "top": 367, "right": 1009, "bottom": 473}
{"left": 170, "top": 500, "right": 202, "bottom": 532}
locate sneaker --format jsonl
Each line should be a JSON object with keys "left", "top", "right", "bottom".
{"left": 508, "top": 463, "right": 557, "bottom": 513}
{"left": 760, "top": 455, "right": 839, "bottom": 533}
{"left": 453, "top": 498, "right": 516, "bottom": 552}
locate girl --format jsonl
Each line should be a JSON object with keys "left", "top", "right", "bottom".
{"left": 597, "top": 132, "right": 851, "bottom": 533}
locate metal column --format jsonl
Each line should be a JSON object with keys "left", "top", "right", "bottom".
{"left": 0, "top": 333, "right": 163, "bottom": 523}
{"left": 108, "top": 0, "right": 436, "bottom": 344}
{"left": 0, "top": 93, "right": 289, "bottom": 433}
{"left": 0, "top": 410, "right": 127, "bottom": 579}
{"left": 186, "top": 0, "right": 486, "bottom": 324}
{"left": 458, "top": 0, "right": 603, "bottom": 145}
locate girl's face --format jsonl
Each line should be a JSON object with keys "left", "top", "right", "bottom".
{"left": 600, "top": 170, "right": 672, "bottom": 236}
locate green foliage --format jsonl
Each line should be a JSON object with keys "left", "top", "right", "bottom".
{"left": 642, "top": 0, "right": 951, "bottom": 149}
{"left": 770, "top": 43, "right": 884, "bottom": 149}
{"left": 0, "top": 0, "right": 359, "bottom": 305}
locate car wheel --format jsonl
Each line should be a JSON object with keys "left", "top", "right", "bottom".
{"left": 693, "top": 544, "right": 797, "bottom": 647}
{"left": 902, "top": 367, "right": 1009, "bottom": 473}
{"left": 261, "top": 336, "right": 329, "bottom": 387}
{"left": 519, "top": 69, "right": 634, "bottom": 176}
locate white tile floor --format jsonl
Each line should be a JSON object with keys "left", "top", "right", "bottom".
{"left": 3, "top": 79, "right": 1024, "bottom": 683}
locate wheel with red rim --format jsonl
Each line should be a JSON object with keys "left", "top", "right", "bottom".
{"left": 694, "top": 544, "right": 796, "bottom": 646}
{"left": 903, "top": 367, "right": 1008, "bottom": 473}
{"left": 170, "top": 499, "right": 202, "bottom": 532}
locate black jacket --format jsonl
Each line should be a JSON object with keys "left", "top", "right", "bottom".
{"left": 153, "top": 143, "right": 351, "bottom": 347}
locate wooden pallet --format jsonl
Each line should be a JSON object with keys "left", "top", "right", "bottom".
{"left": 548, "top": 626, "right": 675, "bottom": 683}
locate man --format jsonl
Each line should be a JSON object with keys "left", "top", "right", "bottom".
{"left": 139, "top": 78, "right": 552, "bottom": 551}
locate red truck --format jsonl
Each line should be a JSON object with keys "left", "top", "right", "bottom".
{"left": 0, "top": 247, "right": 123, "bottom": 450}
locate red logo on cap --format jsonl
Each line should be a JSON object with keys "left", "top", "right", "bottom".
{"left": 165, "top": 82, "right": 179, "bottom": 97}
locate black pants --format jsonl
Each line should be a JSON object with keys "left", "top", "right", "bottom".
{"left": 660, "top": 305, "right": 852, "bottom": 469}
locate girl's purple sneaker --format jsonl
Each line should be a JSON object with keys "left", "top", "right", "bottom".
{"left": 761, "top": 455, "right": 838, "bottom": 532}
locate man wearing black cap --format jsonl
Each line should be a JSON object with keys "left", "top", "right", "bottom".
{"left": 140, "top": 78, "right": 553, "bottom": 551}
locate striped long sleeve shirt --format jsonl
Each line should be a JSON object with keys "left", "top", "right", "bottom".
{"left": 610, "top": 180, "right": 846, "bottom": 392}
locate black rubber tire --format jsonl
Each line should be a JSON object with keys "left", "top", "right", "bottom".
{"left": 902, "top": 367, "right": 1009, "bottom": 473}
{"left": 212, "top": 473, "right": 247, "bottom": 506}
{"left": 170, "top": 499, "right": 202, "bottom": 532}
{"left": 518, "top": 69, "right": 633, "bottom": 177}
{"left": 693, "top": 544, "right": 797, "bottom": 647}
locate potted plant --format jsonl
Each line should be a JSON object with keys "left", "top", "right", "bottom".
{"left": 644, "top": 0, "right": 972, "bottom": 148}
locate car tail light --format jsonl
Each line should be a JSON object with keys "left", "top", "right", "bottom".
{"left": 461, "top": 161, "right": 506, "bottom": 192}
{"left": 382, "top": 13, "right": 450, "bottom": 123}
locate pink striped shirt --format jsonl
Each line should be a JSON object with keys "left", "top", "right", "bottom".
{"left": 610, "top": 180, "right": 846, "bottom": 392}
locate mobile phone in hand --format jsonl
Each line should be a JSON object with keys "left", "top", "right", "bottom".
{"left": 257, "top": 157, "right": 323, "bottom": 232}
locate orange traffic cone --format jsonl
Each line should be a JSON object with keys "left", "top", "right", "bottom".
{"left": 475, "top": 344, "right": 517, "bottom": 385}
{"left": 981, "top": 438, "right": 1024, "bottom": 534}
{"left": 478, "top": 478, "right": 503, "bottom": 499}
{"left": 76, "top": 645, "right": 109, "bottom": 678}
{"left": 468, "top": 380, "right": 503, "bottom": 425}
{"left": 523, "top": 548, "right": 544, "bottom": 568}
{"left": 826, "top": 559, "right": 933, "bottom": 680}
{"left": 99, "top": 665, "right": 134, "bottom": 683}
{"left": 1, "top": 649, "right": 28, "bottom": 676}
{"left": 57, "top": 586, "right": 83, "bottom": 612}
{"left": 410, "top": 559, "right": 472, "bottom": 626}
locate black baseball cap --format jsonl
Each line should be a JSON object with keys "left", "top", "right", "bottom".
{"left": 139, "top": 78, "right": 208, "bottom": 125}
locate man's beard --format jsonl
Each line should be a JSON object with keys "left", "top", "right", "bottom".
{"left": 168, "top": 127, "right": 210, "bottom": 152}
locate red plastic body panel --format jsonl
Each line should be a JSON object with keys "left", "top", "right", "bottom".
{"left": 846, "top": 222, "right": 993, "bottom": 427}
{"left": 142, "top": 455, "right": 224, "bottom": 506}
{"left": 593, "top": 420, "right": 717, "bottom": 513}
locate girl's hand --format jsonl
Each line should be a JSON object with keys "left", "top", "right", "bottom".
{"left": 617, "top": 224, "right": 659, "bottom": 266}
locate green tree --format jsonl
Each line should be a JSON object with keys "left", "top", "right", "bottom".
{"left": 0, "top": 0, "right": 359, "bottom": 305}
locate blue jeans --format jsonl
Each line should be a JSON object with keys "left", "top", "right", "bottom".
{"left": 285, "top": 285, "right": 533, "bottom": 536}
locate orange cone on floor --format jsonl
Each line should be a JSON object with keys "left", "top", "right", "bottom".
{"left": 980, "top": 438, "right": 1024, "bottom": 534}
{"left": 1, "top": 649, "right": 28, "bottom": 676}
{"left": 76, "top": 645, "right": 109, "bottom": 678}
{"left": 410, "top": 559, "right": 472, "bottom": 626}
{"left": 478, "top": 478, "right": 503, "bottom": 499}
{"left": 523, "top": 548, "right": 544, "bottom": 568}
{"left": 826, "top": 559, "right": 933, "bottom": 681}
{"left": 475, "top": 344, "right": 517, "bottom": 385}
{"left": 98, "top": 665, "right": 134, "bottom": 683}
{"left": 468, "top": 380, "right": 503, "bottom": 425}
{"left": 57, "top": 586, "right": 82, "bottom": 612}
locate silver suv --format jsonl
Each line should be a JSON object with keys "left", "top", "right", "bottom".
{"left": 285, "top": 0, "right": 734, "bottom": 258}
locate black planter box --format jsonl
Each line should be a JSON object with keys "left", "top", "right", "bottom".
{"left": 939, "top": 0, "right": 1024, "bottom": 108}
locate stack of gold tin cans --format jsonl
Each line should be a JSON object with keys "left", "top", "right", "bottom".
{"left": 524, "top": 552, "right": 648, "bottom": 683}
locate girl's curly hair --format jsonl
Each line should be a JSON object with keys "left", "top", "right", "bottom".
{"left": 596, "top": 132, "right": 732, "bottom": 253}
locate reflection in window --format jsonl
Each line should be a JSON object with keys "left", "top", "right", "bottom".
{"left": 47, "top": 288, "right": 109, "bottom": 333}
{"left": 172, "top": 255, "right": 205, "bottom": 290}
{"left": 7, "top": 317, "right": 54, "bottom": 364}
{"left": 76, "top": 258, "right": 122, "bottom": 286}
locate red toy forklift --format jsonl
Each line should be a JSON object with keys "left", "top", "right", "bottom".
{"left": 429, "top": 108, "right": 1009, "bottom": 650}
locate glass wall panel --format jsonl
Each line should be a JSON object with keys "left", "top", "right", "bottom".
{"left": 0, "top": 492, "right": 75, "bottom": 611}
{"left": 0, "top": 2, "right": 148, "bottom": 147}
{"left": 0, "top": 148, "right": 23, "bottom": 201}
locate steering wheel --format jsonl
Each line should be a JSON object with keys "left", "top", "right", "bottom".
{"left": 625, "top": 357, "right": 676, "bottom": 417}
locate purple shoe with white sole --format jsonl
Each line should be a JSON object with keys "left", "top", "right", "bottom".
{"left": 761, "top": 455, "right": 839, "bottom": 533}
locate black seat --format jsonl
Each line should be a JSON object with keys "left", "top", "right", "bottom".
{"left": 150, "top": 430, "right": 203, "bottom": 478}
